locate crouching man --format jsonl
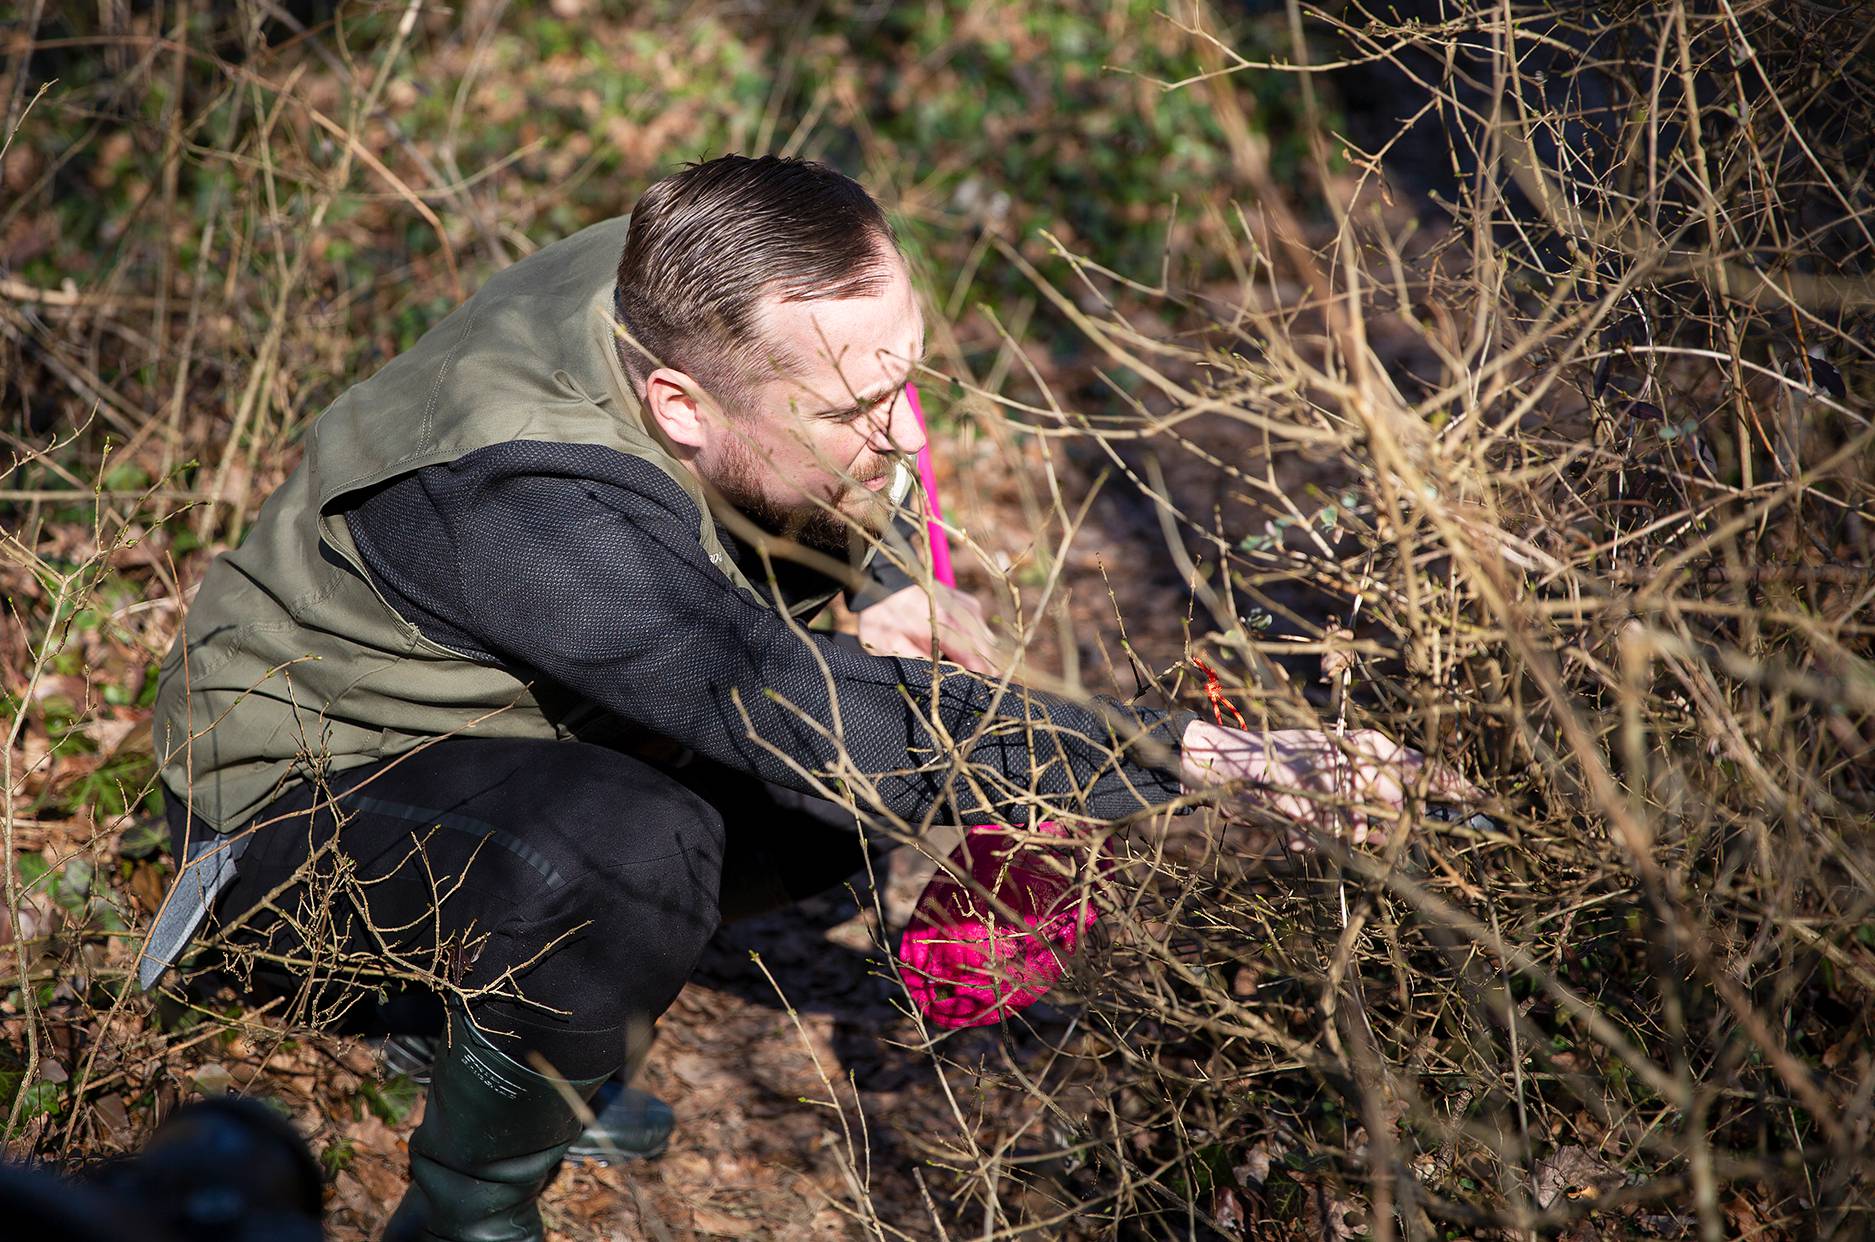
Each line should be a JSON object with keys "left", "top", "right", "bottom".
{"left": 141, "top": 155, "right": 1471, "bottom": 1240}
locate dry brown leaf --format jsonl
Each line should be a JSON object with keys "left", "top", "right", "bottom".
{"left": 351, "top": 1153, "right": 406, "bottom": 1209}
{"left": 1534, "top": 1145, "right": 1617, "bottom": 1210}
{"left": 1319, "top": 626, "right": 1356, "bottom": 682}
{"left": 691, "top": 1204, "right": 763, "bottom": 1237}
{"left": 668, "top": 1052, "right": 715, "bottom": 1090}
{"left": 1233, "top": 1143, "right": 1272, "bottom": 1188}
{"left": 81, "top": 711, "right": 145, "bottom": 757}
{"left": 91, "top": 1093, "right": 133, "bottom": 1147}
{"left": 330, "top": 1169, "right": 375, "bottom": 1222}
{"left": 1294, "top": 1177, "right": 1364, "bottom": 1241}
{"left": 348, "top": 1110, "right": 400, "bottom": 1157}
{"left": 127, "top": 860, "right": 169, "bottom": 915}
{"left": 1213, "top": 1186, "right": 1245, "bottom": 1233}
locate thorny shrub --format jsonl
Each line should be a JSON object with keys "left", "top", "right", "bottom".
{"left": 906, "top": 3, "right": 1875, "bottom": 1239}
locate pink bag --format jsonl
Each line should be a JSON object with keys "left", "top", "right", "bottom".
{"left": 896, "top": 821, "right": 1113, "bottom": 1028}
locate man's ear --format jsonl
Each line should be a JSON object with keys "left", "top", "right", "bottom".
{"left": 642, "top": 367, "right": 712, "bottom": 454}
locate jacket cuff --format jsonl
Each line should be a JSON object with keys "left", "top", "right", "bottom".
{"left": 1155, "top": 708, "right": 1202, "bottom": 754}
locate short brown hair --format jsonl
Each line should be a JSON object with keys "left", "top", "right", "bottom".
{"left": 613, "top": 155, "right": 901, "bottom": 408}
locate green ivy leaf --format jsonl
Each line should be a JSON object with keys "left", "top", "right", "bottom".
{"left": 119, "top": 820, "right": 171, "bottom": 860}
{"left": 11, "top": 1079, "right": 65, "bottom": 1126}
{"left": 56, "top": 860, "right": 95, "bottom": 914}
{"left": 320, "top": 1136, "right": 357, "bottom": 1178}
{"left": 360, "top": 1073, "right": 422, "bottom": 1126}
{"left": 16, "top": 852, "right": 52, "bottom": 893}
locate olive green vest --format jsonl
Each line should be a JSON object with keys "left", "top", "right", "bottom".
{"left": 153, "top": 217, "right": 837, "bottom": 831}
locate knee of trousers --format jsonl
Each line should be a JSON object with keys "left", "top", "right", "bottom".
{"left": 465, "top": 768, "right": 726, "bottom": 1034}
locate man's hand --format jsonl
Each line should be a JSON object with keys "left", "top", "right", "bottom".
{"left": 855, "top": 582, "right": 1002, "bottom": 674}
{"left": 1179, "top": 718, "right": 1481, "bottom": 850}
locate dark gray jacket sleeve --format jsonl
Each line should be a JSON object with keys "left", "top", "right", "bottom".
{"left": 348, "top": 442, "right": 1193, "bottom": 826}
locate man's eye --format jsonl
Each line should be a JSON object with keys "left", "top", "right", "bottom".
{"left": 834, "top": 399, "right": 884, "bottom": 425}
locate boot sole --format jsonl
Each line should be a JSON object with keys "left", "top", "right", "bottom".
{"left": 565, "top": 1138, "right": 669, "bottom": 1166}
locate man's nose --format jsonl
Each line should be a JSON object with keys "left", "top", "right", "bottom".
{"left": 870, "top": 385, "right": 927, "bottom": 458}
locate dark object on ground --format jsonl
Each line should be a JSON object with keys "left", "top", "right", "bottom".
{"left": 564, "top": 1080, "right": 676, "bottom": 1164}
{"left": 0, "top": 1095, "right": 324, "bottom": 1242}
{"left": 1425, "top": 803, "right": 1500, "bottom": 833}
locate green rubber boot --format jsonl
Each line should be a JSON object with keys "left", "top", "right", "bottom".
{"left": 379, "top": 1034, "right": 673, "bottom": 1163}
{"left": 382, "top": 1012, "right": 611, "bottom": 1242}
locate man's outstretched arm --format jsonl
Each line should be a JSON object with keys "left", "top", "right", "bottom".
{"left": 349, "top": 441, "right": 1476, "bottom": 836}
{"left": 347, "top": 441, "right": 1191, "bottom": 827}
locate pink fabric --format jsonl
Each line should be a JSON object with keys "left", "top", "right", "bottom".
{"left": 904, "top": 383, "right": 955, "bottom": 591}
{"left": 895, "top": 384, "right": 1110, "bottom": 1027}
{"left": 897, "top": 822, "right": 1113, "bottom": 1029}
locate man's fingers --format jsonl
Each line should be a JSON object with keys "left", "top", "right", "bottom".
{"left": 1424, "top": 760, "right": 1484, "bottom": 802}
{"left": 1352, "top": 732, "right": 1485, "bottom": 804}
{"left": 952, "top": 645, "right": 996, "bottom": 674}
{"left": 1363, "top": 772, "right": 1404, "bottom": 812}
{"left": 1229, "top": 727, "right": 1490, "bottom": 855}
{"left": 936, "top": 624, "right": 1000, "bottom": 674}
{"left": 931, "top": 588, "right": 1006, "bottom": 675}
{"left": 858, "top": 630, "right": 928, "bottom": 661}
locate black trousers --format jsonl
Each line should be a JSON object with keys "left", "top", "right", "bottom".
{"left": 164, "top": 736, "right": 873, "bottom": 1080}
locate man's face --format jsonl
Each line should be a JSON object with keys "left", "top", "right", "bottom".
{"left": 696, "top": 254, "right": 927, "bottom": 553}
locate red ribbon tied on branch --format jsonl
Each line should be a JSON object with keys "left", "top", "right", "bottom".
{"left": 1192, "top": 653, "right": 1248, "bottom": 729}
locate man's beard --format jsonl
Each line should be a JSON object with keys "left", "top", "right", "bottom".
{"left": 710, "top": 434, "right": 896, "bottom": 559}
